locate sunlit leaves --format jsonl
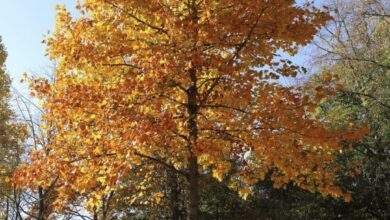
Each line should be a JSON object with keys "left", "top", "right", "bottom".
{"left": 17, "top": 0, "right": 367, "bottom": 215}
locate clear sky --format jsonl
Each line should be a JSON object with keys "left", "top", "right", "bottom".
{"left": 0, "top": 0, "right": 77, "bottom": 90}
{"left": 0, "top": 1, "right": 324, "bottom": 91}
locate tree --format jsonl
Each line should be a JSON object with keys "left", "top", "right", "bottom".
{"left": 0, "top": 37, "right": 26, "bottom": 219}
{"left": 14, "top": 69, "right": 91, "bottom": 220}
{"left": 19, "top": 1, "right": 366, "bottom": 219}
{"left": 296, "top": 0, "right": 390, "bottom": 219}
{"left": 12, "top": 90, "right": 59, "bottom": 220}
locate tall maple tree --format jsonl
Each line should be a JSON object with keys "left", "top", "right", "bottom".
{"left": 17, "top": 1, "right": 367, "bottom": 219}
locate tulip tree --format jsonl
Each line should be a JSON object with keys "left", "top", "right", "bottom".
{"left": 16, "top": 0, "right": 367, "bottom": 219}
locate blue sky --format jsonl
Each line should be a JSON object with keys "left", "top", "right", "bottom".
{"left": 0, "top": 1, "right": 323, "bottom": 90}
{"left": 0, "top": 0, "right": 77, "bottom": 90}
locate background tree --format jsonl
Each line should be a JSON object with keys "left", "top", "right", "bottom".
{"left": 0, "top": 37, "right": 26, "bottom": 219}
{"left": 14, "top": 70, "right": 93, "bottom": 220}
{"left": 302, "top": 0, "right": 390, "bottom": 219}
{"left": 233, "top": 1, "right": 390, "bottom": 219}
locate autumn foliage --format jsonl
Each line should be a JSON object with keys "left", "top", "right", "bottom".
{"left": 14, "top": 0, "right": 368, "bottom": 218}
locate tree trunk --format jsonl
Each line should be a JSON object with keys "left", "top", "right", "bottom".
{"left": 93, "top": 211, "right": 98, "bottom": 220}
{"left": 187, "top": 67, "right": 199, "bottom": 219}
{"left": 14, "top": 187, "right": 22, "bottom": 220}
{"left": 101, "top": 192, "right": 114, "bottom": 220}
{"left": 5, "top": 198, "right": 9, "bottom": 220}
{"left": 38, "top": 187, "right": 45, "bottom": 220}
{"left": 102, "top": 196, "right": 106, "bottom": 220}
{"left": 188, "top": 156, "right": 199, "bottom": 220}
{"left": 168, "top": 170, "right": 180, "bottom": 220}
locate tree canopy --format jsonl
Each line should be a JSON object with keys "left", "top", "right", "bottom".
{"left": 14, "top": 1, "right": 368, "bottom": 219}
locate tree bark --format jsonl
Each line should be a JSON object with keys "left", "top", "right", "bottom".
{"left": 93, "top": 211, "right": 98, "bottom": 220}
{"left": 38, "top": 187, "right": 45, "bottom": 220}
{"left": 168, "top": 170, "right": 180, "bottom": 220}
{"left": 5, "top": 198, "right": 9, "bottom": 220}
{"left": 188, "top": 156, "right": 199, "bottom": 220}
{"left": 187, "top": 67, "right": 199, "bottom": 219}
{"left": 14, "top": 187, "right": 22, "bottom": 220}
